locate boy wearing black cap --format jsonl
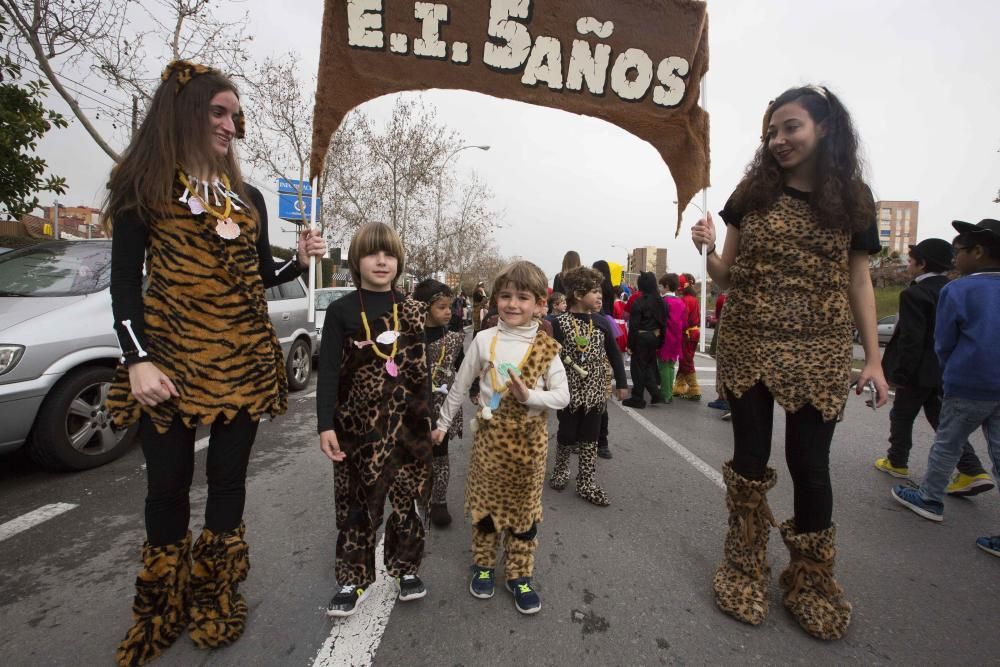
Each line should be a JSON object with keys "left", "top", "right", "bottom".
{"left": 892, "top": 219, "right": 1000, "bottom": 558}
{"left": 876, "top": 238, "right": 994, "bottom": 495}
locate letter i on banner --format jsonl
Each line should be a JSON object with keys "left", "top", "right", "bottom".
{"left": 308, "top": 176, "right": 319, "bottom": 324}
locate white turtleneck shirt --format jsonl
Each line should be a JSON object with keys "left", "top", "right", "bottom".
{"left": 436, "top": 319, "right": 569, "bottom": 432}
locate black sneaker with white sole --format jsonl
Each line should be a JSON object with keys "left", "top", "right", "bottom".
{"left": 505, "top": 577, "right": 541, "bottom": 615}
{"left": 397, "top": 574, "right": 427, "bottom": 601}
{"left": 326, "top": 583, "right": 371, "bottom": 617}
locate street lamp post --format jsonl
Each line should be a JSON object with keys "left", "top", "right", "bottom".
{"left": 435, "top": 145, "right": 490, "bottom": 283}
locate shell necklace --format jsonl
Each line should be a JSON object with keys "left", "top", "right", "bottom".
{"left": 484, "top": 330, "right": 535, "bottom": 412}
{"left": 177, "top": 170, "right": 245, "bottom": 240}
{"left": 357, "top": 291, "right": 401, "bottom": 377}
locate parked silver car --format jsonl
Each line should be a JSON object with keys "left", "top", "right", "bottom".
{"left": 313, "top": 286, "right": 354, "bottom": 348}
{"left": 0, "top": 240, "right": 315, "bottom": 470}
{"left": 264, "top": 272, "right": 318, "bottom": 391}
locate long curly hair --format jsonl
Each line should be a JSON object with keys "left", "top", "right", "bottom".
{"left": 728, "top": 85, "right": 874, "bottom": 233}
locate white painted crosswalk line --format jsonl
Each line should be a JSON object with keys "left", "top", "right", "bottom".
{"left": 194, "top": 436, "right": 210, "bottom": 453}
{"left": 0, "top": 503, "right": 79, "bottom": 543}
{"left": 620, "top": 406, "right": 724, "bottom": 489}
{"left": 311, "top": 536, "right": 394, "bottom": 667}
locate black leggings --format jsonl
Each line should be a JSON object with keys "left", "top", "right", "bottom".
{"left": 727, "top": 383, "right": 836, "bottom": 533}
{"left": 140, "top": 410, "right": 259, "bottom": 546}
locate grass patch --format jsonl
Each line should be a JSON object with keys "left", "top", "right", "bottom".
{"left": 874, "top": 286, "right": 903, "bottom": 319}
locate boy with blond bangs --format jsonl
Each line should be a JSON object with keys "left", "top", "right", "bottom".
{"left": 432, "top": 261, "right": 569, "bottom": 615}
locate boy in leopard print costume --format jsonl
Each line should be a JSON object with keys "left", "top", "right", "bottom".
{"left": 432, "top": 261, "right": 569, "bottom": 615}
{"left": 548, "top": 267, "right": 629, "bottom": 506}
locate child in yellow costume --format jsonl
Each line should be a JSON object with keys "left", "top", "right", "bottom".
{"left": 432, "top": 261, "right": 569, "bottom": 615}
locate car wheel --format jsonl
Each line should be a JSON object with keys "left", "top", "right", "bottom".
{"left": 286, "top": 338, "right": 311, "bottom": 391}
{"left": 27, "top": 366, "right": 138, "bottom": 471}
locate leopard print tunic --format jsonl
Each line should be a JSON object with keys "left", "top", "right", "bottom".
{"left": 107, "top": 178, "right": 286, "bottom": 432}
{"left": 427, "top": 330, "right": 464, "bottom": 440}
{"left": 553, "top": 312, "right": 612, "bottom": 410}
{"left": 718, "top": 192, "right": 854, "bottom": 422}
{"left": 464, "top": 332, "right": 560, "bottom": 534}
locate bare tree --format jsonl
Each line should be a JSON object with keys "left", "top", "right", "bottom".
{"left": 1, "top": 0, "right": 252, "bottom": 162}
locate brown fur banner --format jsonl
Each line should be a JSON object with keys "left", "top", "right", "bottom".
{"left": 311, "top": 0, "right": 710, "bottom": 227}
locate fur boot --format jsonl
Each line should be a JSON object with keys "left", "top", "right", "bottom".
{"left": 116, "top": 532, "right": 191, "bottom": 667}
{"left": 430, "top": 455, "right": 452, "bottom": 526}
{"left": 549, "top": 445, "right": 572, "bottom": 491}
{"left": 712, "top": 462, "right": 777, "bottom": 625}
{"left": 576, "top": 442, "right": 610, "bottom": 506}
{"left": 778, "top": 519, "right": 852, "bottom": 640}
{"left": 187, "top": 523, "right": 250, "bottom": 649}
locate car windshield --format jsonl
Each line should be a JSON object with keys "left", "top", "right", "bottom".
{"left": 0, "top": 242, "right": 112, "bottom": 297}
{"left": 315, "top": 289, "right": 354, "bottom": 310}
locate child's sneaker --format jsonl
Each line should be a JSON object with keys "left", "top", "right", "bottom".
{"left": 469, "top": 566, "right": 495, "bottom": 599}
{"left": 505, "top": 577, "right": 541, "bottom": 615}
{"left": 975, "top": 535, "right": 1000, "bottom": 557}
{"left": 326, "top": 583, "right": 371, "bottom": 617}
{"left": 945, "top": 472, "right": 995, "bottom": 497}
{"left": 397, "top": 574, "right": 426, "bottom": 601}
{"left": 875, "top": 457, "right": 909, "bottom": 478}
{"left": 891, "top": 485, "right": 943, "bottom": 522}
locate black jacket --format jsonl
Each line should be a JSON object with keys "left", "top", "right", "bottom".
{"left": 881, "top": 274, "right": 949, "bottom": 388}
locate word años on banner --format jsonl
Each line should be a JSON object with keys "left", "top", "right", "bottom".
{"left": 347, "top": 0, "right": 691, "bottom": 108}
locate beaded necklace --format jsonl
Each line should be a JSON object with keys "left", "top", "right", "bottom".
{"left": 568, "top": 313, "right": 593, "bottom": 351}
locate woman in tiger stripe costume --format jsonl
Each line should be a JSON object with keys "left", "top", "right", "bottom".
{"left": 104, "top": 61, "right": 326, "bottom": 666}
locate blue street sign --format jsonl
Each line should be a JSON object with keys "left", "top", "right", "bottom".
{"left": 277, "top": 178, "right": 318, "bottom": 223}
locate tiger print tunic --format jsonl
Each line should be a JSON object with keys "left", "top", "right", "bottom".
{"left": 107, "top": 178, "right": 289, "bottom": 432}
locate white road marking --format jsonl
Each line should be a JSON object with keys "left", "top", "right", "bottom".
{"left": 620, "top": 406, "right": 724, "bottom": 490}
{"left": 194, "top": 436, "right": 210, "bottom": 453}
{"left": 311, "top": 536, "right": 395, "bottom": 667}
{"left": 0, "top": 503, "right": 79, "bottom": 543}
{"left": 301, "top": 390, "right": 317, "bottom": 399}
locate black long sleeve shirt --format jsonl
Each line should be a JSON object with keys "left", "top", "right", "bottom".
{"left": 109, "top": 185, "right": 302, "bottom": 363}
{"left": 316, "top": 288, "right": 403, "bottom": 433}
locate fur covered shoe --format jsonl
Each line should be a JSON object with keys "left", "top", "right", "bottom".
{"left": 576, "top": 442, "right": 610, "bottom": 506}
{"left": 778, "top": 519, "right": 852, "bottom": 640}
{"left": 549, "top": 445, "right": 572, "bottom": 491}
{"left": 187, "top": 523, "right": 250, "bottom": 649}
{"left": 430, "top": 503, "right": 452, "bottom": 527}
{"left": 712, "top": 462, "right": 777, "bottom": 626}
{"left": 116, "top": 532, "right": 192, "bottom": 667}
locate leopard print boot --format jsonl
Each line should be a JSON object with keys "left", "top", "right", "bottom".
{"left": 430, "top": 456, "right": 452, "bottom": 527}
{"left": 187, "top": 523, "right": 250, "bottom": 649}
{"left": 575, "top": 442, "right": 610, "bottom": 506}
{"left": 549, "top": 445, "right": 572, "bottom": 491}
{"left": 116, "top": 532, "right": 191, "bottom": 666}
{"left": 712, "top": 461, "right": 777, "bottom": 626}
{"left": 778, "top": 519, "right": 852, "bottom": 640}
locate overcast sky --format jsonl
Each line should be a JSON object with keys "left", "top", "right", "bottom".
{"left": 37, "top": 0, "right": 1000, "bottom": 281}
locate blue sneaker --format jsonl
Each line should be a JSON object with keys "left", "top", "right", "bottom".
{"left": 469, "top": 566, "right": 495, "bottom": 599}
{"left": 891, "top": 485, "right": 943, "bottom": 522}
{"left": 975, "top": 535, "right": 1000, "bottom": 557}
{"left": 505, "top": 577, "right": 541, "bottom": 615}
{"left": 707, "top": 398, "right": 729, "bottom": 410}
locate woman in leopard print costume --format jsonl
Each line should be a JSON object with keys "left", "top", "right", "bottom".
{"left": 692, "top": 85, "right": 887, "bottom": 640}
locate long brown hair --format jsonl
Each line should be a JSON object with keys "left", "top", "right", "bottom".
{"left": 560, "top": 250, "right": 581, "bottom": 273}
{"left": 728, "top": 85, "right": 874, "bottom": 233}
{"left": 102, "top": 67, "right": 252, "bottom": 229}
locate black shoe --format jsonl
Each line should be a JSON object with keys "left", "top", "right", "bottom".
{"left": 597, "top": 446, "right": 613, "bottom": 459}
{"left": 469, "top": 566, "right": 496, "bottom": 599}
{"left": 622, "top": 397, "right": 646, "bottom": 409}
{"left": 505, "top": 577, "right": 541, "bottom": 615}
{"left": 397, "top": 574, "right": 427, "bottom": 601}
{"left": 650, "top": 395, "right": 665, "bottom": 405}
{"left": 326, "top": 583, "right": 372, "bottom": 617}
{"left": 430, "top": 503, "right": 452, "bottom": 527}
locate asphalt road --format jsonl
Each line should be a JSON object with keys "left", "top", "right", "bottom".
{"left": 1, "top": 355, "right": 998, "bottom": 666}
